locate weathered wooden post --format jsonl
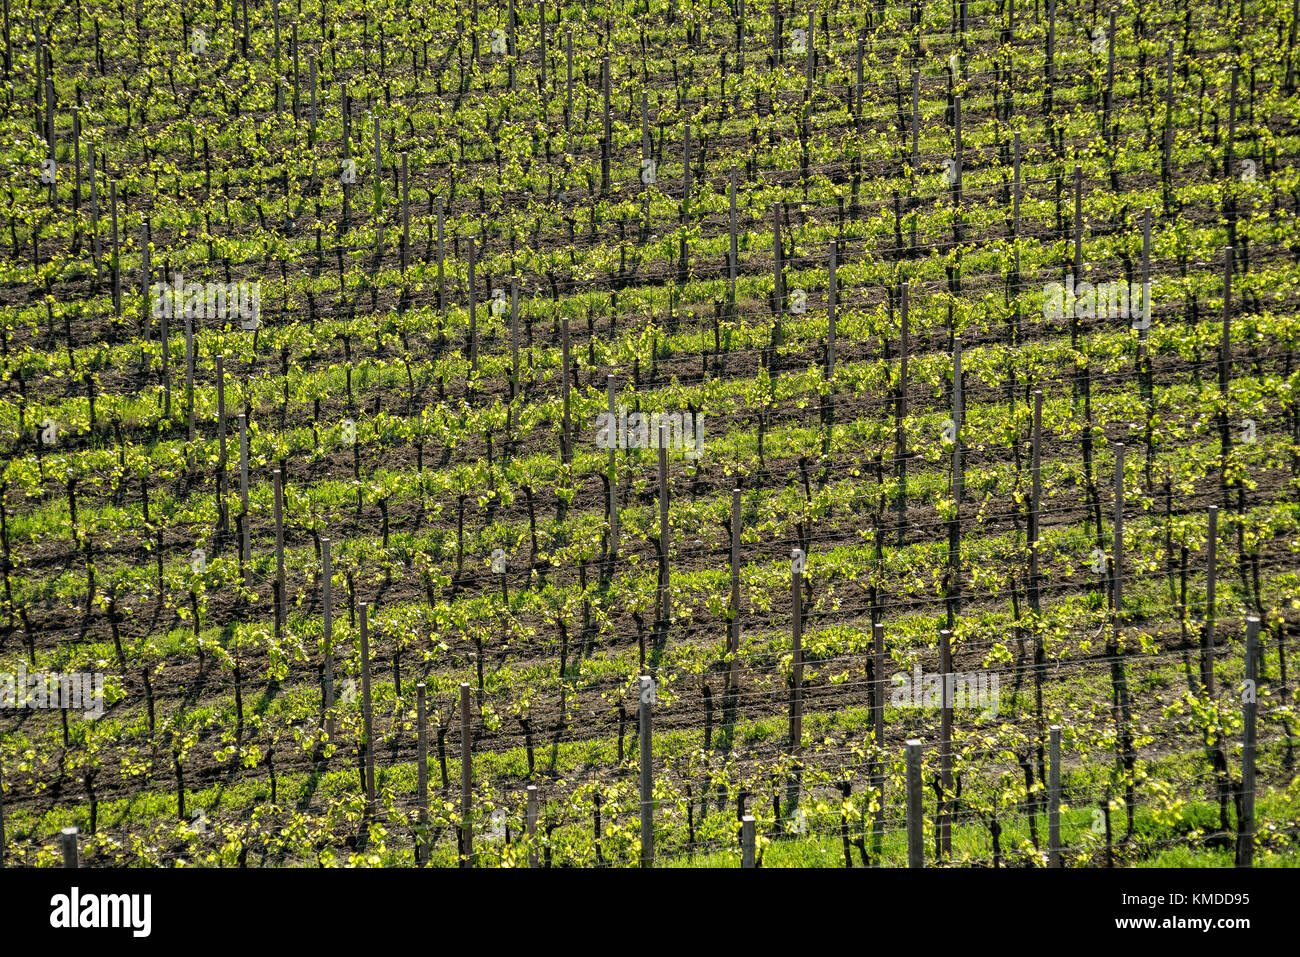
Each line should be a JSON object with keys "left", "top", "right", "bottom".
{"left": 742, "top": 815, "right": 756, "bottom": 867}
{"left": 870, "top": 622, "right": 887, "bottom": 864}
{"left": 526, "top": 784, "right": 539, "bottom": 868}
{"left": 639, "top": 675, "right": 654, "bottom": 867}
{"left": 939, "top": 628, "right": 953, "bottom": 859}
{"left": 460, "top": 681, "right": 474, "bottom": 866}
{"left": 61, "top": 826, "right": 79, "bottom": 868}
{"left": 1237, "top": 617, "right": 1259, "bottom": 868}
{"left": 416, "top": 682, "right": 428, "bottom": 865}
{"left": 790, "top": 548, "right": 804, "bottom": 751}
{"left": 906, "top": 740, "right": 923, "bottom": 867}
{"left": 606, "top": 374, "right": 620, "bottom": 569}
{"left": 1049, "top": 724, "right": 1062, "bottom": 867}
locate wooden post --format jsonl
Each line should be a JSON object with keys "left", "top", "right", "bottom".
{"left": 727, "top": 488, "right": 741, "bottom": 715}
{"left": 939, "top": 628, "right": 953, "bottom": 859}
{"left": 239, "top": 413, "right": 250, "bottom": 589}
{"left": 741, "top": 815, "right": 756, "bottom": 867}
{"left": 1203, "top": 506, "right": 1218, "bottom": 694}
{"left": 607, "top": 374, "right": 619, "bottom": 566}
{"left": 526, "top": 785, "right": 539, "bottom": 867}
{"left": 322, "top": 537, "right": 334, "bottom": 739}
{"left": 872, "top": 621, "right": 885, "bottom": 863}
{"left": 460, "top": 681, "right": 474, "bottom": 866}
{"left": 790, "top": 548, "right": 803, "bottom": 752}
{"left": 1048, "top": 724, "right": 1062, "bottom": 867}
{"left": 658, "top": 423, "right": 670, "bottom": 624}
{"left": 360, "top": 603, "right": 376, "bottom": 810}
{"left": 273, "top": 469, "right": 286, "bottom": 636}
{"left": 639, "top": 675, "right": 654, "bottom": 867}
{"left": 61, "top": 826, "right": 78, "bottom": 868}
{"left": 416, "top": 682, "right": 428, "bottom": 865}
{"left": 906, "top": 740, "right": 923, "bottom": 867}
{"left": 1237, "top": 617, "right": 1259, "bottom": 868}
